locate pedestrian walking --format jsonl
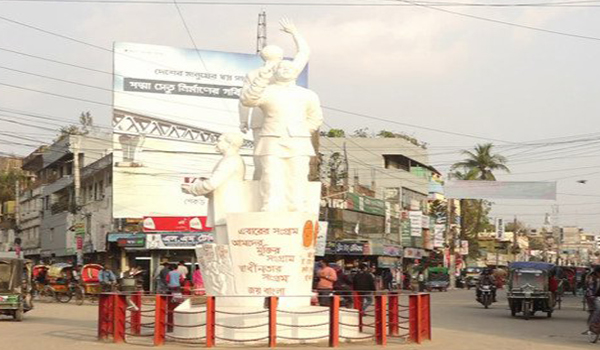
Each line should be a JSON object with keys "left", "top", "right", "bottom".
{"left": 167, "top": 264, "right": 183, "bottom": 294}
{"left": 156, "top": 262, "right": 170, "bottom": 294}
{"left": 353, "top": 263, "right": 376, "bottom": 313}
{"left": 177, "top": 261, "right": 189, "bottom": 280}
{"left": 316, "top": 260, "right": 337, "bottom": 306}
{"left": 192, "top": 265, "right": 205, "bottom": 295}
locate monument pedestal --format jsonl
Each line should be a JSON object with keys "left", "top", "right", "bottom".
{"left": 172, "top": 300, "right": 366, "bottom": 344}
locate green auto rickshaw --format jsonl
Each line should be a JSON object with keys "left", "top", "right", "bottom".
{"left": 0, "top": 256, "right": 33, "bottom": 321}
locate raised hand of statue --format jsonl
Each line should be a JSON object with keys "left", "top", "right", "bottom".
{"left": 181, "top": 184, "right": 192, "bottom": 194}
{"left": 240, "top": 122, "right": 249, "bottom": 134}
{"left": 279, "top": 17, "right": 297, "bottom": 35}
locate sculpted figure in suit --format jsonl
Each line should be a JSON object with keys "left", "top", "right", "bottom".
{"left": 239, "top": 17, "right": 309, "bottom": 180}
{"left": 240, "top": 58, "right": 323, "bottom": 212}
{"left": 181, "top": 133, "right": 245, "bottom": 244}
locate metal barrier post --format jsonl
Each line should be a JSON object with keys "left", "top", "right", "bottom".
{"left": 206, "top": 296, "right": 216, "bottom": 348}
{"left": 329, "top": 295, "right": 340, "bottom": 347}
{"left": 97, "top": 293, "right": 113, "bottom": 340}
{"left": 375, "top": 295, "right": 387, "bottom": 346}
{"left": 154, "top": 295, "right": 167, "bottom": 346}
{"left": 408, "top": 294, "right": 418, "bottom": 343}
{"left": 353, "top": 292, "right": 363, "bottom": 332}
{"left": 388, "top": 292, "right": 399, "bottom": 336}
{"left": 167, "top": 295, "right": 176, "bottom": 332}
{"left": 130, "top": 291, "right": 142, "bottom": 335}
{"left": 423, "top": 294, "right": 431, "bottom": 340}
{"left": 416, "top": 294, "right": 423, "bottom": 344}
{"left": 268, "top": 296, "right": 278, "bottom": 348}
{"left": 113, "top": 294, "right": 127, "bottom": 343}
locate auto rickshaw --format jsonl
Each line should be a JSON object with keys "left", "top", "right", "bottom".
{"left": 47, "top": 263, "right": 77, "bottom": 303}
{"left": 507, "top": 261, "right": 556, "bottom": 320}
{"left": 425, "top": 267, "right": 449, "bottom": 292}
{"left": 0, "top": 257, "right": 33, "bottom": 321}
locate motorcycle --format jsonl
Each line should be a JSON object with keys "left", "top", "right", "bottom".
{"left": 478, "top": 284, "right": 495, "bottom": 309}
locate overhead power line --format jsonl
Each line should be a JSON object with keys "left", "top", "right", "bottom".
{"left": 2, "top": 0, "right": 600, "bottom": 6}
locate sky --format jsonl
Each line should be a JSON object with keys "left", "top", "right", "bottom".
{"left": 1, "top": 0, "right": 600, "bottom": 231}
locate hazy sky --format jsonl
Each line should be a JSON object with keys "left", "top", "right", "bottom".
{"left": 1, "top": 0, "right": 600, "bottom": 231}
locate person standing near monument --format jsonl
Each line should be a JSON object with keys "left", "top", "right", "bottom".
{"left": 316, "top": 260, "right": 337, "bottom": 307}
{"left": 240, "top": 50, "right": 323, "bottom": 212}
{"left": 239, "top": 17, "right": 310, "bottom": 181}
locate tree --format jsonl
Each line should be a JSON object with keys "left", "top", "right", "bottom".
{"left": 0, "top": 168, "right": 27, "bottom": 204}
{"left": 451, "top": 143, "right": 510, "bottom": 257}
{"left": 56, "top": 111, "right": 94, "bottom": 141}
{"left": 326, "top": 129, "right": 346, "bottom": 138}
{"left": 322, "top": 152, "right": 347, "bottom": 187}
{"left": 451, "top": 143, "right": 509, "bottom": 181}
{"left": 352, "top": 127, "right": 370, "bottom": 138}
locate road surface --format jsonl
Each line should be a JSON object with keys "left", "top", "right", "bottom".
{"left": 0, "top": 289, "right": 593, "bottom": 349}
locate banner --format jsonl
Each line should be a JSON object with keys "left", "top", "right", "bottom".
{"left": 445, "top": 180, "right": 556, "bottom": 200}
{"left": 146, "top": 232, "right": 214, "bottom": 249}
{"left": 112, "top": 42, "right": 308, "bottom": 219}
{"left": 409, "top": 211, "right": 422, "bottom": 237}
{"left": 460, "top": 240, "right": 469, "bottom": 255}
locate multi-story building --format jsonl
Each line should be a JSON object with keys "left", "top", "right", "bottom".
{"left": 19, "top": 147, "right": 46, "bottom": 259}
{"left": 319, "top": 136, "right": 435, "bottom": 272}
{"left": 24, "top": 133, "right": 112, "bottom": 263}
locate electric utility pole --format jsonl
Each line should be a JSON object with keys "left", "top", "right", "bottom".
{"left": 256, "top": 10, "right": 267, "bottom": 53}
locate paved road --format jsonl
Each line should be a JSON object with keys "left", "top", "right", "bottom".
{"left": 0, "top": 289, "right": 594, "bottom": 350}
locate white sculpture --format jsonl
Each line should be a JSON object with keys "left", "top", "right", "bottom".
{"left": 239, "top": 18, "right": 310, "bottom": 181}
{"left": 240, "top": 59, "right": 323, "bottom": 212}
{"left": 181, "top": 133, "right": 246, "bottom": 244}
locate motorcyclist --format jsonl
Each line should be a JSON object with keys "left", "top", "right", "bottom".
{"left": 476, "top": 267, "right": 497, "bottom": 302}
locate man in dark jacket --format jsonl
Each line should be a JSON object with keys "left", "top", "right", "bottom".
{"left": 353, "top": 263, "right": 376, "bottom": 312}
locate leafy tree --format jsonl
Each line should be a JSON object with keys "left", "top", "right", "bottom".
{"left": 450, "top": 143, "right": 509, "bottom": 257}
{"left": 352, "top": 128, "right": 370, "bottom": 138}
{"left": 0, "top": 168, "right": 27, "bottom": 204}
{"left": 322, "top": 152, "right": 347, "bottom": 187}
{"left": 326, "top": 129, "right": 346, "bottom": 138}
{"left": 451, "top": 143, "right": 509, "bottom": 181}
{"left": 56, "top": 111, "right": 94, "bottom": 141}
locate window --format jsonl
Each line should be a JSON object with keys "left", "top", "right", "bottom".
{"left": 88, "top": 185, "right": 93, "bottom": 201}
{"left": 383, "top": 154, "right": 410, "bottom": 172}
{"left": 99, "top": 180, "right": 105, "bottom": 198}
{"left": 94, "top": 183, "right": 98, "bottom": 200}
{"left": 50, "top": 228, "right": 54, "bottom": 243}
{"left": 401, "top": 187, "right": 427, "bottom": 211}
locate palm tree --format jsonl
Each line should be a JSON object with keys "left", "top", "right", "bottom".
{"left": 451, "top": 143, "right": 509, "bottom": 180}
{"left": 450, "top": 143, "right": 510, "bottom": 253}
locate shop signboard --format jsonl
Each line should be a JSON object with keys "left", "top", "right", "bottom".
{"left": 404, "top": 247, "right": 424, "bottom": 259}
{"left": 117, "top": 236, "right": 146, "bottom": 248}
{"left": 433, "top": 224, "right": 445, "bottom": 248}
{"left": 143, "top": 216, "right": 210, "bottom": 232}
{"left": 315, "top": 221, "right": 329, "bottom": 257}
{"left": 146, "top": 232, "right": 214, "bottom": 249}
{"left": 409, "top": 211, "right": 422, "bottom": 237}
{"left": 325, "top": 241, "right": 371, "bottom": 255}
{"left": 401, "top": 219, "right": 411, "bottom": 246}
{"left": 383, "top": 244, "right": 402, "bottom": 257}
{"left": 346, "top": 193, "right": 385, "bottom": 216}
{"left": 378, "top": 256, "right": 400, "bottom": 268}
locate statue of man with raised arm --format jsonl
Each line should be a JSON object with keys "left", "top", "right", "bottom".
{"left": 240, "top": 20, "right": 323, "bottom": 212}
{"left": 239, "top": 17, "right": 310, "bottom": 181}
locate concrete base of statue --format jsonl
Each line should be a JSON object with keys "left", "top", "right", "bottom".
{"left": 172, "top": 300, "right": 367, "bottom": 344}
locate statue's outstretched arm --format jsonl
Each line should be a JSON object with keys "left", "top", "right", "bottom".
{"left": 280, "top": 17, "right": 310, "bottom": 76}
{"left": 190, "top": 158, "right": 239, "bottom": 196}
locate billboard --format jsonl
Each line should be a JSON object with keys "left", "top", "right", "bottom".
{"left": 112, "top": 42, "right": 307, "bottom": 219}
